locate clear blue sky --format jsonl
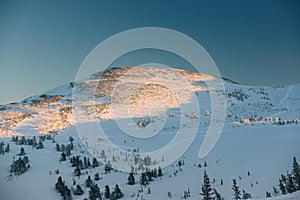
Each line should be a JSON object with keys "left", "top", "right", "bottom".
{"left": 1, "top": 0, "right": 300, "bottom": 104}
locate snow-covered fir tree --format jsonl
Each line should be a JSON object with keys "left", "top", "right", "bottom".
{"left": 200, "top": 170, "right": 214, "bottom": 200}
{"left": 104, "top": 185, "right": 110, "bottom": 199}
{"left": 232, "top": 179, "right": 241, "bottom": 200}
{"left": 88, "top": 184, "right": 101, "bottom": 200}
{"left": 292, "top": 156, "right": 300, "bottom": 190}
{"left": 86, "top": 175, "right": 93, "bottom": 188}
{"left": 213, "top": 188, "right": 224, "bottom": 200}
{"left": 127, "top": 172, "right": 135, "bottom": 185}
{"left": 73, "top": 184, "right": 84, "bottom": 195}
{"left": 242, "top": 190, "right": 251, "bottom": 199}
{"left": 110, "top": 184, "right": 123, "bottom": 200}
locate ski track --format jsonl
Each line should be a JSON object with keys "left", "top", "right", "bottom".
{"left": 267, "top": 85, "right": 293, "bottom": 119}
{"left": 280, "top": 85, "right": 292, "bottom": 105}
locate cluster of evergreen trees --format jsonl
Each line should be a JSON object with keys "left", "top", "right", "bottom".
{"left": 12, "top": 135, "right": 45, "bottom": 149}
{"left": 127, "top": 167, "right": 162, "bottom": 186}
{"left": 231, "top": 179, "right": 251, "bottom": 199}
{"left": 12, "top": 134, "right": 53, "bottom": 149}
{"left": 227, "top": 89, "right": 249, "bottom": 101}
{"left": 56, "top": 141, "right": 74, "bottom": 158}
{"left": 71, "top": 156, "right": 99, "bottom": 176}
{"left": 267, "top": 156, "right": 300, "bottom": 198}
{"left": 55, "top": 176, "right": 72, "bottom": 200}
{"left": 84, "top": 175, "right": 123, "bottom": 199}
{"left": 197, "top": 161, "right": 208, "bottom": 168}
{"left": 200, "top": 170, "right": 224, "bottom": 200}
{"left": 200, "top": 170, "right": 252, "bottom": 200}
{"left": 70, "top": 156, "right": 91, "bottom": 168}
{"left": 69, "top": 175, "right": 123, "bottom": 200}
{"left": 10, "top": 154, "right": 30, "bottom": 175}
{"left": 132, "top": 155, "right": 153, "bottom": 171}
{"left": 182, "top": 188, "right": 190, "bottom": 199}
{"left": 0, "top": 141, "right": 10, "bottom": 154}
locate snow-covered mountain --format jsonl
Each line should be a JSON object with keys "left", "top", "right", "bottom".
{"left": 0, "top": 66, "right": 299, "bottom": 200}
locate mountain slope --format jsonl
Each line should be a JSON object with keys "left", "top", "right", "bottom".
{"left": 0, "top": 66, "right": 299, "bottom": 200}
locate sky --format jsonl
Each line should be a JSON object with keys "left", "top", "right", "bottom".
{"left": 0, "top": 0, "right": 300, "bottom": 104}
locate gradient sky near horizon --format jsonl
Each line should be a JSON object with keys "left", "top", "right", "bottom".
{"left": 0, "top": 0, "right": 300, "bottom": 104}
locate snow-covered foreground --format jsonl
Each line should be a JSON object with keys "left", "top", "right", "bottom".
{"left": 0, "top": 124, "right": 299, "bottom": 200}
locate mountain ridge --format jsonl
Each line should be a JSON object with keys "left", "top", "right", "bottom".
{"left": 1, "top": 66, "right": 299, "bottom": 138}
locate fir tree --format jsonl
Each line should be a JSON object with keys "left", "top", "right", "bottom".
{"left": 86, "top": 175, "right": 93, "bottom": 188}
{"left": 65, "top": 144, "right": 72, "bottom": 156}
{"left": 70, "top": 141, "right": 74, "bottom": 150}
{"left": 146, "top": 170, "right": 152, "bottom": 182}
{"left": 110, "top": 184, "right": 123, "bottom": 200}
{"left": 104, "top": 161, "right": 112, "bottom": 173}
{"left": 272, "top": 186, "right": 279, "bottom": 196}
{"left": 104, "top": 185, "right": 110, "bottom": 199}
{"left": 292, "top": 156, "right": 300, "bottom": 190}
{"left": 87, "top": 158, "right": 91, "bottom": 168}
{"left": 94, "top": 172, "right": 100, "bottom": 181}
{"left": 74, "top": 166, "right": 81, "bottom": 176}
{"left": 92, "top": 158, "right": 99, "bottom": 168}
{"left": 266, "top": 191, "right": 271, "bottom": 198}
{"left": 69, "top": 136, "right": 74, "bottom": 142}
{"left": 19, "top": 147, "right": 26, "bottom": 156}
{"left": 152, "top": 168, "right": 158, "bottom": 178}
{"left": 213, "top": 188, "right": 224, "bottom": 200}
{"left": 23, "top": 155, "right": 29, "bottom": 164}
{"left": 286, "top": 171, "right": 296, "bottom": 193}
{"left": 232, "top": 179, "right": 241, "bottom": 200}
{"left": 158, "top": 166, "right": 163, "bottom": 177}
{"left": 55, "top": 176, "right": 67, "bottom": 196}
{"left": 84, "top": 157, "right": 88, "bottom": 169}
{"left": 32, "top": 136, "right": 37, "bottom": 147}
{"left": 36, "top": 140, "right": 44, "bottom": 149}
{"left": 101, "top": 150, "right": 105, "bottom": 158}
{"left": 61, "top": 152, "right": 66, "bottom": 161}
{"left": 5, "top": 143, "right": 10, "bottom": 153}
{"left": 281, "top": 174, "right": 287, "bottom": 186}
{"left": 279, "top": 178, "right": 287, "bottom": 195}
{"left": 140, "top": 172, "right": 148, "bottom": 186}
{"left": 167, "top": 192, "right": 172, "bottom": 199}
{"left": 128, "top": 172, "right": 135, "bottom": 185}
{"left": 242, "top": 190, "right": 251, "bottom": 199}
{"left": 89, "top": 184, "right": 101, "bottom": 200}
{"left": 56, "top": 143, "right": 61, "bottom": 151}
{"left": 61, "top": 144, "right": 66, "bottom": 152}
{"left": 64, "top": 187, "right": 72, "bottom": 200}
{"left": 200, "top": 170, "right": 214, "bottom": 200}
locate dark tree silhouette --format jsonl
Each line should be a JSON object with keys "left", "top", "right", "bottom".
{"left": 200, "top": 170, "right": 214, "bottom": 200}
